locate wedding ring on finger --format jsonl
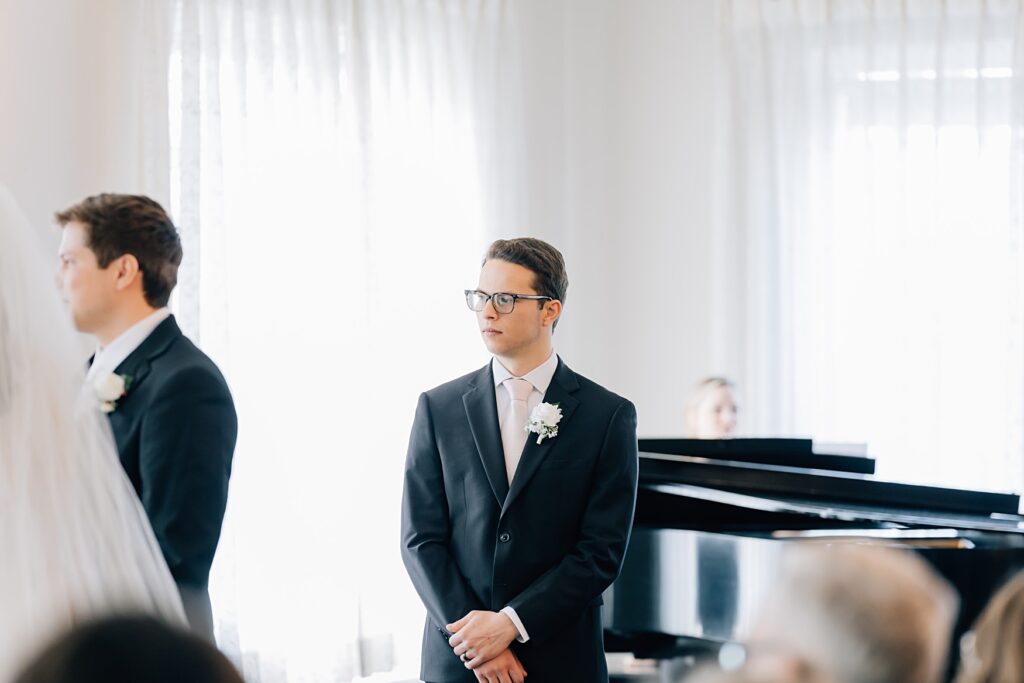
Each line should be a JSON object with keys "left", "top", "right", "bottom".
{"left": 460, "top": 653, "right": 469, "bottom": 663}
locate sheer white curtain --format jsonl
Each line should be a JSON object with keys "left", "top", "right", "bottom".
{"left": 166, "top": 1, "right": 525, "bottom": 680}
{"left": 716, "top": 0, "right": 1024, "bottom": 491}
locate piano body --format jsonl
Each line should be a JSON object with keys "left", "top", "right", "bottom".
{"left": 604, "top": 438, "right": 1024, "bottom": 676}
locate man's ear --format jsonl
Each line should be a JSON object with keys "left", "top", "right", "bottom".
{"left": 542, "top": 300, "right": 562, "bottom": 328}
{"left": 113, "top": 254, "right": 142, "bottom": 292}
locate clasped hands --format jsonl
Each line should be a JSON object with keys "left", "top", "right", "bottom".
{"left": 447, "top": 610, "right": 527, "bottom": 683}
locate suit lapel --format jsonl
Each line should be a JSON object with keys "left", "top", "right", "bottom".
{"left": 462, "top": 364, "right": 510, "bottom": 505}
{"left": 113, "top": 316, "right": 182, "bottom": 394}
{"left": 501, "top": 359, "right": 580, "bottom": 517}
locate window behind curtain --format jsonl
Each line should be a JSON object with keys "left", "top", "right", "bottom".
{"left": 717, "top": 0, "right": 1024, "bottom": 493}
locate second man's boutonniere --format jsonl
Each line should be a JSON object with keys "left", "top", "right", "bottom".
{"left": 525, "top": 402, "right": 562, "bottom": 444}
{"left": 94, "top": 372, "right": 133, "bottom": 414}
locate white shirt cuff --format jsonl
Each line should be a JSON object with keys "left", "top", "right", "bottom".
{"left": 500, "top": 606, "right": 529, "bottom": 643}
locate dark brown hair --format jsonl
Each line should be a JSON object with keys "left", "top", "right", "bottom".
{"left": 484, "top": 237, "right": 568, "bottom": 318}
{"left": 14, "top": 616, "right": 244, "bottom": 683}
{"left": 56, "top": 194, "right": 183, "bottom": 308}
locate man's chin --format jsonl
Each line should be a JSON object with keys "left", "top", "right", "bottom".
{"left": 70, "top": 314, "right": 94, "bottom": 335}
{"left": 482, "top": 338, "right": 506, "bottom": 356}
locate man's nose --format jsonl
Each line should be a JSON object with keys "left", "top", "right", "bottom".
{"left": 482, "top": 298, "right": 499, "bottom": 319}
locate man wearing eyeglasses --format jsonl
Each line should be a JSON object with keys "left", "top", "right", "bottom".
{"left": 401, "top": 238, "right": 639, "bottom": 683}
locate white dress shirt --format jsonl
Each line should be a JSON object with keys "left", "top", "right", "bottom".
{"left": 489, "top": 351, "right": 559, "bottom": 644}
{"left": 86, "top": 308, "right": 172, "bottom": 384}
{"left": 491, "top": 352, "right": 559, "bottom": 436}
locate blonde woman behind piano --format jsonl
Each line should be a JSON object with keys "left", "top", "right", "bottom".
{"left": 685, "top": 377, "right": 738, "bottom": 439}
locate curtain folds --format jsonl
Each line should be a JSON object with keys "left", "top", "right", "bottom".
{"left": 716, "top": 0, "right": 1024, "bottom": 492}
{"left": 166, "top": 1, "right": 525, "bottom": 679}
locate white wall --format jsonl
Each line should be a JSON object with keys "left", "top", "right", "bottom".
{"left": 518, "top": 0, "right": 720, "bottom": 437}
{"left": 1, "top": 1, "right": 102, "bottom": 233}
{"left": 0, "top": 0, "right": 168, "bottom": 241}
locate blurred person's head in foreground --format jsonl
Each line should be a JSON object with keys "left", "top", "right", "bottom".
{"left": 681, "top": 661, "right": 836, "bottom": 683}
{"left": 955, "top": 569, "right": 1024, "bottom": 683}
{"left": 746, "top": 544, "right": 958, "bottom": 683}
{"left": 14, "top": 615, "right": 244, "bottom": 683}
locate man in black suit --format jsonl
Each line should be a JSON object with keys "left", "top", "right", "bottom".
{"left": 57, "top": 194, "right": 236, "bottom": 641}
{"left": 401, "top": 238, "right": 639, "bottom": 682}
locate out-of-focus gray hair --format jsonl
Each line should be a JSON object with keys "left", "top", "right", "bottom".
{"left": 753, "top": 545, "right": 958, "bottom": 683}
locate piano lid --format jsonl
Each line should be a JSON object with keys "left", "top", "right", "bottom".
{"left": 639, "top": 438, "right": 875, "bottom": 474}
{"left": 646, "top": 482, "right": 1024, "bottom": 534}
{"left": 639, "top": 450, "right": 1022, "bottom": 518}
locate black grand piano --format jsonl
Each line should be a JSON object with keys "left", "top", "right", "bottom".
{"left": 604, "top": 438, "right": 1024, "bottom": 679}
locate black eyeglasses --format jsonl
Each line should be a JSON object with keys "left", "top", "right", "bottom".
{"left": 464, "top": 289, "right": 553, "bottom": 314}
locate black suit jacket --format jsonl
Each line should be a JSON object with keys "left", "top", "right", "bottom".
{"left": 107, "top": 316, "right": 237, "bottom": 589}
{"left": 401, "top": 358, "right": 639, "bottom": 682}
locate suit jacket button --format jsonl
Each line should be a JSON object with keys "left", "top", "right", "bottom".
{"left": 498, "top": 532, "right": 511, "bottom": 543}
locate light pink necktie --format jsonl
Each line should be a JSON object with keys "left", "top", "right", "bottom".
{"left": 502, "top": 378, "right": 534, "bottom": 483}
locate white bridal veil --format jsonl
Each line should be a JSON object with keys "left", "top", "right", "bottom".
{"left": 0, "top": 186, "right": 185, "bottom": 678}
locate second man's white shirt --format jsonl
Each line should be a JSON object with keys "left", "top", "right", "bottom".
{"left": 86, "top": 308, "right": 171, "bottom": 384}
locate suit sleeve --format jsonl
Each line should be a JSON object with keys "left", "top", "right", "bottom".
{"left": 139, "top": 365, "right": 237, "bottom": 586}
{"left": 401, "top": 393, "right": 485, "bottom": 634}
{"left": 507, "top": 399, "right": 638, "bottom": 642}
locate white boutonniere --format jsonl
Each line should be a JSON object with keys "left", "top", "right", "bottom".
{"left": 525, "top": 402, "right": 562, "bottom": 444}
{"left": 94, "top": 373, "right": 132, "bottom": 413}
